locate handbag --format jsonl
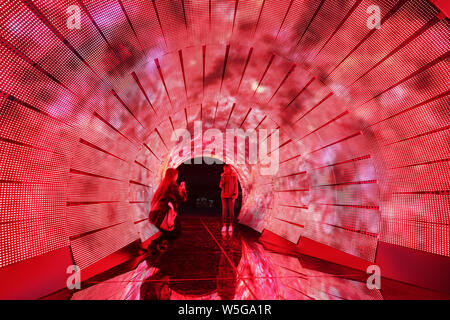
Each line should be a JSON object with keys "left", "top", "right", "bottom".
{"left": 159, "top": 201, "right": 177, "bottom": 231}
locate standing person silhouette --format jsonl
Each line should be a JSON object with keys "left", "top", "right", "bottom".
{"left": 219, "top": 164, "right": 238, "bottom": 236}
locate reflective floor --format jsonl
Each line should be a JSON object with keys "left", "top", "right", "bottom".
{"left": 71, "top": 215, "right": 391, "bottom": 300}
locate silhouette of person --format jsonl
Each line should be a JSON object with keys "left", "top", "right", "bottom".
{"left": 220, "top": 164, "right": 238, "bottom": 236}
{"left": 149, "top": 168, "right": 187, "bottom": 251}
{"left": 140, "top": 270, "right": 171, "bottom": 300}
{"left": 216, "top": 237, "right": 237, "bottom": 300}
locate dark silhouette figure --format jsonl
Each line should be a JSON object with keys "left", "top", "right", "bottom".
{"left": 139, "top": 225, "right": 242, "bottom": 300}
{"left": 220, "top": 164, "right": 238, "bottom": 236}
{"left": 149, "top": 168, "right": 187, "bottom": 250}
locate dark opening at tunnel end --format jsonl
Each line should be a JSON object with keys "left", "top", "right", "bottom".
{"left": 0, "top": 0, "right": 449, "bottom": 308}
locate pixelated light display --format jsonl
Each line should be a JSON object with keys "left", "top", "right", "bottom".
{"left": 0, "top": 0, "right": 449, "bottom": 274}
{"left": 70, "top": 235, "right": 383, "bottom": 300}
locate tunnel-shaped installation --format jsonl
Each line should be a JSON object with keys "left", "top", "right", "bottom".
{"left": 0, "top": 0, "right": 449, "bottom": 299}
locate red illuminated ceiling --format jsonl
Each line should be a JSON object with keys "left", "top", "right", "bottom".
{"left": 0, "top": 0, "right": 449, "bottom": 279}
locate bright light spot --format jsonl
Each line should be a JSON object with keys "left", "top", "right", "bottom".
{"left": 251, "top": 81, "right": 266, "bottom": 93}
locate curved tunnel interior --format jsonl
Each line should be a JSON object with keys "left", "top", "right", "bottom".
{"left": 0, "top": 0, "right": 449, "bottom": 299}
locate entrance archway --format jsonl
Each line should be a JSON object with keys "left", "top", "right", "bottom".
{"left": 176, "top": 157, "right": 243, "bottom": 218}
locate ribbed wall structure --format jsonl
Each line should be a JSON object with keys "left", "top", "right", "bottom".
{"left": 0, "top": 0, "right": 448, "bottom": 280}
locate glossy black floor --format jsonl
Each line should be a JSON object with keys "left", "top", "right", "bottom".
{"left": 67, "top": 215, "right": 450, "bottom": 300}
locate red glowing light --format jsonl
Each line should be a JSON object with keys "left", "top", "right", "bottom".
{"left": 0, "top": 0, "right": 448, "bottom": 297}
